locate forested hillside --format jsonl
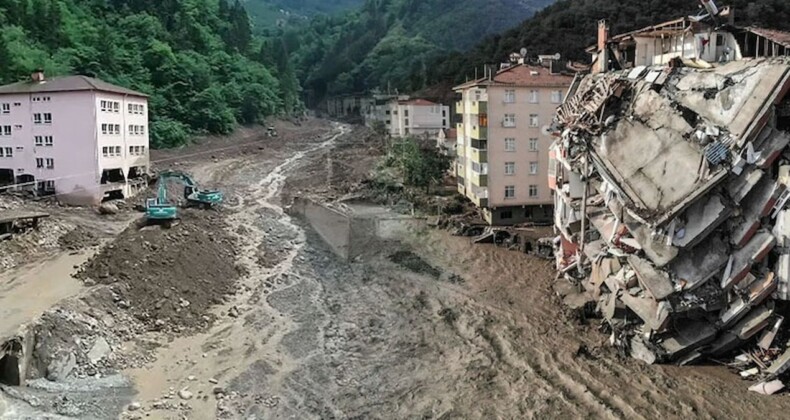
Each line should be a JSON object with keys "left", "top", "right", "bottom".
{"left": 0, "top": 0, "right": 299, "bottom": 148}
{"left": 242, "top": 0, "right": 362, "bottom": 29}
{"left": 276, "top": 0, "right": 553, "bottom": 101}
{"left": 421, "top": 0, "right": 790, "bottom": 89}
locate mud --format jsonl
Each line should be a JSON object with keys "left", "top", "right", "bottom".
{"left": 76, "top": 210, "right": 244, "bottom": 333}
{"left": 5, "top": 119, "right": 790, "bottom": 419}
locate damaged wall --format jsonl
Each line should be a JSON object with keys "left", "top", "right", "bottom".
{"left": 552, "top": 56, "right": 790, "bottom": 392}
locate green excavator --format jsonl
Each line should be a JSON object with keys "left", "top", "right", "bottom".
{"left": 145, "top": 170, "right": 223, "bottom": 224}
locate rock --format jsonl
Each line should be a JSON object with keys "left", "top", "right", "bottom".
{"left": 178, "top": 389, "right": 193, "bottom": 400}
{"left": 88, "top": 337, "right": 111, "bottom": 364}
{"left": 208, "top": 378, "right": 218, "bottom": 384}
{"left": 46, "top": 352, "right": 77, "bottom": 381}
{"left": 128, "top": 402, "right": 142, "bottom": 411}
{"left": 188, "top": 375, "right": 196, "bottom": 381}
{"left": 212, "top": 386, "right": 225, "bottom": 395}
{"left": 228, "top": 306, "right": 240, "bottom": 318}
{"left": 98, "top": 202, "right": 119, "bottom": 215}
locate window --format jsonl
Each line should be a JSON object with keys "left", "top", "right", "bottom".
{"left": 101, "top": 100, "right": 108, "bottom": 112}
{"left": 501, "top": 211, "right": 513, "bottom": 220}
{"left": 405, "top": 110, "right": 409, "bottom": 117}
{"left": 530, "top": 162, "right": 539, "bottom": 175}
{"left": 529, "top": 90, "right": 539, "bottom": 103}
{"left": 113, "top": 102, "right": 120, "bottom": 113}
{"left": 114, "top": 124, "right": 120, "bottom": 134}
{"left": 505, "top": 162, "right": 515, "bottom": 175}
{"left": 103, "top": 146, "right": 110, "bottom": 157}
{"left": 475, "top": 91, "right": 482, "bottom": 101}
{"left": 1, "top": 103, "right": 9, "bottom": 114}
{"left": 128, "top": 104, "right": 134, "bottom": 114}
{"left": 405, "top": 119, "right": 410, "bottom": 127}
{"left": 551, "top": 90, "right": 563, "bottom": 104}
{"left": 529, "top": 114, "right": 539, "bottom": 127}
{"left": 503, "top": 114, "right": 516, "bottom": 127}
{"left": 141, "top": 126, "right": 146, "bottom": 135}
{"left": 129, "top": 146, "right": 134, "bottom": 155}
{"left": 139, "top": 104, "right": 145, "bottom": 114}
{"left": 36, "top": 157, "right": 44, "bottom": 168}
{"left": 34, "top": 113, "right": 42, "bottom": 124}
{"left": 529, "top": 185, "right": 539, "bottom": 198}
{"left": 505, "top": 138, "right": 516, "bottom": 152}
{"left": 45, "top": 136, "right": 52, "bottom": 146}
{"left": 0, "top": 147, "right": 11, "bottom": 157}
{"left": 115, "top": 146, "right": 121, "bottom": 156}
{"left": 505, "top": 185, "right": 515, "bottom": 199}
{"left": 128, "top": 124, "right": 133, "bottom": 134}
{"left": 1, "top": 125, "right": 10, "bottom": 136}
{"left": 385, "top": 120, "right": 391, "bottom": 125}
{"left": 35, "top": 136, "right": 43, "bottom": 146}
{"left": 504, "top": 90, "right": 516, "bottom": 103}
{"left": 44, "top": 113, "right": 52, "bottom": 124}
{"left": 13, "top": 102, "right": 20, "bottom": 106}
{"left": 45, "top": 158, "right": 54, "bottom": 169}
{"left": 529, "top": 138, "right": 539, "bottom": 151}
{"left": 385, "top": 110, "right": 391, "bottom": 115}
{"left": 102, "top": 124, "right": 108, "bottom": 135}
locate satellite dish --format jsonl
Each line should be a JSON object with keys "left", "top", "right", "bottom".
{"left": 554, "top": 53, "right": 561, "bottom": 60}
{"left": 520, "top": 48, "right": 528, "bottom": 57}
{"left": 541, "top": 125, "right": 553, "bottom": 136}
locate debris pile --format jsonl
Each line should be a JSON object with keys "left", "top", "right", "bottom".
{"left": 75, "top": 210, "right": 245, "bottom": 333}
{"left": 551, "top": 57, "right": 790, "bottom": 391}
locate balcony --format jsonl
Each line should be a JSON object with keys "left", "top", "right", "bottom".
{"left": 471, "top": 125, "right": 487, "bottom": 140}
{"left": 471, "top": 172, "right": 488, "bottom": 187}
{"left": 470, "top": 148, "right": 487, "bottom": 163}
{"left": 470, "top": 100, "right": 488, "bottom": 114}
{"left": 456, "top": 101, "right": 464, "bottom": 114}
{"left": 471, "top": 188, "right": 489, "bottom": 208}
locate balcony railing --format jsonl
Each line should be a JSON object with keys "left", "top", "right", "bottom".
{"left": 471, "top": 172, "right": 488, "bottom": 187}
{"left": 470, "top": 101, "right": 488, "bottom": 114}
{"left": 455, "top": 101, "right": 464, "bottom": 114}
{"left": 470, "top": 148, "right": 487, "bottom": 163}
{"left": 471, "top": 125, "right": 487, "bottom": 140}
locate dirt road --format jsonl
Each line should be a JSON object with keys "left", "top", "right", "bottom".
{"left": 4, "top": 119, "right": 790, "bottom": 419}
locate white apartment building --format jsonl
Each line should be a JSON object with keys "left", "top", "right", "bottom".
{"left": 0, "top": 71, "right": 150, "bottom": 205}
{"left": 366, "top": 97, "right": 450, "bottom": 138}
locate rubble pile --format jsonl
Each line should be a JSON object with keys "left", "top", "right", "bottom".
{"left": 551, "top": 57, "right": 790, "bottom": 391}
{"left": 75, "top": 209, "right": 245, "bottom": 333}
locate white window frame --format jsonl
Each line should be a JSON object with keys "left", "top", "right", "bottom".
{"left": 102, "top": 124, "right": 108, "bottom": 135}
{"left": 45, "top": 158, "right": 54, "bottom": 169}
{"left": 36, "top": 157, "right": 44, "bottom": 168}
{"left": 504, "top": 90, "right": 516, "bottom": 104}
{"left": 504, "top": 138, "right": 516, "bottom": 152}
{"left": 503, "top": 114, "right": 516, "bottom": 128}
{"left": 2, "top": 125, "right": 10, "bottom": 136}
{"left": 113, "top": 102, "right": 120, "bottom": 113}
{"left": 505, "top": 162, "right": 515, "bottom": 176}
{"left": 44, "top": 113, "right": 52, "bottom": 124}
{"left": 45, "top": 136, "right": 53, "bottom": 146}
{"left": 529, "top": 138, "right": 539, "bottom": 151}
{"left": 505, "top": 185, "right": 515, "bottom": 199}
{"left": 529, "top": 185, "right": 539, "bottom": 198}
{"left": 35, "top": 136, "right": 43, "bottom": 146}
{"left": 530, "top": 162, "right": 539, "bottom": 175}
{"left": 115, "top": 146, "right": 121, "bottom": 156}
{"left": 34, "top": 113, "right": 42, "bottom": 124}
{"left": 529, "top": 114, "right": 539, "bottom": 127}
{"left": 551, "top": 90, "right": 563, "bottom": 104}
{"left": 1, "top": 103, "right": 9, "bottom": 114}
{"left": 529, "top": 90, "right": 539, "bottom": 104}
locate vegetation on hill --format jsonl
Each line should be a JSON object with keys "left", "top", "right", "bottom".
{"left": 242, "top": 0, "right": 363, "bottom": 30}
{"left": 421, "top": 0, "right": 790, "bottom": 89}
{"left": 274, "top": 0, "right": 553, "bottom": 101}
{"left": 0, "top": 0, "right": 300, "bottom": 148}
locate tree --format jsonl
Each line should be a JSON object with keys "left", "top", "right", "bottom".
{"left": 394, "top": 137, "right": 450, "bottom": 193}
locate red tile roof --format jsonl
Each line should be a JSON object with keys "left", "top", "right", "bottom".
{"left": 398, "top": 98, "right": 437, "bottom": 106}
{"left": 453, "top": 65, "right": 574, "bottom": 90}
{"left": 445, "top": 128, "right": 458, "bottom": 139}
{"left": 0, "top": 75, "right": 148, "bottom": 97}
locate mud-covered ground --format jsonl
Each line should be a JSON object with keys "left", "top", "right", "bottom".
{"left": 4, "top": 119, "right": 790, "bottom": 419}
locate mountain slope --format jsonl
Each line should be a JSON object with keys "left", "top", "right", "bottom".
{"left": 0, "top": 0, "right": 298, "bottom": 148}
{"left": 423, "top": 0, "right": 790, "bottom": 89}
{"left": 281, "top": 0, "right": 554, "bottom": 100}
{"left": 241, "top": 0, "right": 363, "bottom": 30}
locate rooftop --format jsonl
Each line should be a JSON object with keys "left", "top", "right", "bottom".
{"left": 453, "top": 64, "right": 574, "bottom": 90}
{"left": 398, "top": 98, "right": 437, "bottom": 106}
{"left": 0, "top": 75, "right": 148, "bottom": 97}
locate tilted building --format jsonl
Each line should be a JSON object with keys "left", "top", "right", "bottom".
{"left": 550, "top": 7, "right": 790, "bottom": 379}
{"left": 365, "top": 97, "right": 450, "bottom": 138}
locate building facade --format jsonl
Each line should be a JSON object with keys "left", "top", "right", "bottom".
{"left": 0, "top": 72, "right": 149, "bottom": 205}
{"left": 454, "top": 57, "right": 573, "bottom": 225}
{"left": 365, "top": 97, "right": 450, "bottom": 138}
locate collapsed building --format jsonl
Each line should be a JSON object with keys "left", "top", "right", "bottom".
{"left": 549, "top": 9, "right": 790, "bottom": 391}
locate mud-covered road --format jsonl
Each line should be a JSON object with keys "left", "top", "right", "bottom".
{"left": 5, "top": 119, "right": 790, "bottom": 419}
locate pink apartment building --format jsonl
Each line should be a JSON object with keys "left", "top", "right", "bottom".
{"left": 0, "top": 71, "right": 150, "bottom": 205}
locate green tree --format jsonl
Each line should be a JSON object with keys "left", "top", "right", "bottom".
{"left": 393, "top": 137, "right": 450, "bottom": 193}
